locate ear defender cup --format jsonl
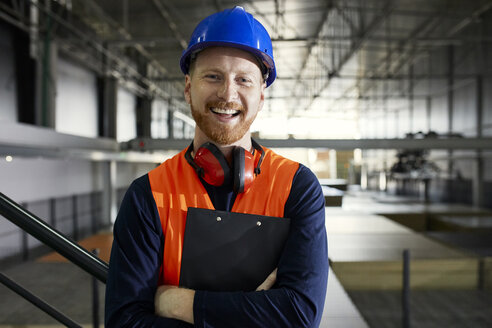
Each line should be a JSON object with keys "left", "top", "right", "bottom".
{"left": 185, "top": 140, "right": 265, "bottom": 193}
{"left": 233, "top": 147, "right": 255, "bottom": 193}
{"left": 193, "top": 142, "right": 231, "bottom": 186}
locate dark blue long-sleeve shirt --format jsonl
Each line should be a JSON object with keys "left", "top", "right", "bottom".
{"left": 105, "top": 164, "right": 328, "bottom": 327}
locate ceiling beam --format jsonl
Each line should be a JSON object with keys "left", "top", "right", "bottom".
{"left": 161, "top": 93, "right": 431, "bottom": 101}
{"left": 255, "top": 5, "right": 475, "bottom": 19}
{"left": 271, "top": 36, "right": 492, "bottom": 45}
{"left": 332, "top": 2, "right": 357, "bottom": 33}
{"left": 288, "top": 3, "right": 334, "bottom": 114}
{"left": 279, "top": 73, "right": 482, "bottom": 81}
{"left": 96, "top": 35, "right": 479, "bottom": 49}
{"left": 27, "top": 0, "right": 159, "bottom": 94}
{"left": 302, "top": 0, "right": 396, "bottom": 112}
{"left": 0, "top": 122, "right": 118, "bottom": 152}
{"left": 246, "top": 0, "right": 299, "bottom": 38}
{"left": 0, "top": 2, "right": 28, "bottom": 32}
{"left": 346, "top": 14, "right": 443, "bottom": 101}
{"left": 447, "top": 1, "right": 492, "bottom": 36}
{"left": 124, "top": 137, "right": 492, "bottom": 151}
{"left": 75, "top": 0, "right": 183, "bottom": 99}
{"left": 151, "top": 0, "right": 188, "bottom": 50}
{"left": 213, "top": 0, "right": 223, "bottom": 12}
{"left": 346, "top": 1, "right": 492, "bottom": 102}
{"left": 265, "top": 94, "right": 429, "bottom": 100}
{"left": 152, "top": 72, "right": 486, "bottom": 84}
{"left": 72, "top": 0, "right": 194, "bottom": 117}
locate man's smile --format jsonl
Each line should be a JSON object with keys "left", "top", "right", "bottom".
{"left": 207, "top": 101, "right": 244, "bottom": 121}
{"left": 209, "top": 107, "right": 240, "bottom": 116}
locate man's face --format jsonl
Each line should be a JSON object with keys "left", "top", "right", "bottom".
{"left": 184, "top": 47, "right": 266, "bottom": 145}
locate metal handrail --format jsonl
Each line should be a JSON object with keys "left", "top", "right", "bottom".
{"left": 0, "top": 192, "right": 108, "bottom": 283}
{"left": 0, "top": 272, "right": 82, "bottom": 328}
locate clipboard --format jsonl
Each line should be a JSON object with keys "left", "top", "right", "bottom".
{"left": 179, "top": 207, "right": 290, "bottom": 292}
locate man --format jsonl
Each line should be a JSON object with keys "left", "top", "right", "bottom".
{"left": 105, "top": 6, "right": 328, "bottom": 327}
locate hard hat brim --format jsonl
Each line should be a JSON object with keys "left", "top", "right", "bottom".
{"left": 180, "top": 41, "right": 276, "bottom": 87}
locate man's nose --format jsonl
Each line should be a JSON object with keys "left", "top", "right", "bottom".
{"left": 217, "top": 78, "right": 238, "bottom": 101}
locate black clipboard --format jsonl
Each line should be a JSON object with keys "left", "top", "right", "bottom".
{"left": 179, "top": 207, "right": 290, "bottom": 292}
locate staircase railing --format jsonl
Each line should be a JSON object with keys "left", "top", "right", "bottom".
{"left": 0, "top": 192, "right": 108, "bottom": 282}
{"left": 0, "top": 192, "right": 109, "bottom": 327}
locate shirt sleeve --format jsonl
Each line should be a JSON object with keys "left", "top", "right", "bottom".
{"left": 193, "top": 164, "right": 329, "bottom": 328}
{"left": 104, "top": 175, "right": 193, "bottom": 328}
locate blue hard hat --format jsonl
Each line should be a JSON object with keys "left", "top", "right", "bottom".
{"left": 180, "top": 6, "right": 276, "bottom": 87}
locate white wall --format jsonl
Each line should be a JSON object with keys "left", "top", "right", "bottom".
{"left": 0, "top": 157, "right": 98, "bottom": 203}
{"left": 55, "top": 58, "right": 98, "bottom": 137}
{"left": 117, "top": 86, "right": 137, "bottom": 142}
{"left": 151, "top": 98, "right": 169, "bottom": 138}
{"left": 116, "top": 162, "right": 156, "bottom": 189}
{"left": 0, "top": 156, "right": 101, "bottom": 259}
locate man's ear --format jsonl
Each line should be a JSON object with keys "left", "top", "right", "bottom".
{"left": 184, "top": 75, "right": 191, "bottom": 104}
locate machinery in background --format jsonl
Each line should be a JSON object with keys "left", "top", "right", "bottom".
{"left": 387, "top": 131, "right": 457, "bottom": 202}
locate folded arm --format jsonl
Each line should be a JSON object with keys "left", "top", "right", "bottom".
{"left": 154, "top": 268, "right": 278, "bottom": 324}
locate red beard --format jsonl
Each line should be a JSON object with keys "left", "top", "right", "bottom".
{"left": 190, "top": 100, "right": 257, "bottom": 145}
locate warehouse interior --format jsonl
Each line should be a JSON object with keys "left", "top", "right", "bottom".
{"left": 1, "top": 0, "right": 492, "bottom": 327}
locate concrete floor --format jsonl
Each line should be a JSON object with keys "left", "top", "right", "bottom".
{"left": 1, "top": 188, "right": 492, "bottom": 327}
{"left": 327, "top": 188, "right": 492, "bottom": 328}
{"left": 0, "top": 261, "right": 104, "bottom": 327}
{"left": 348, "top": 289, "right": 492, "bottom": 328}
{"left": 0, "top": 261, "right": 368, "bottom": 327}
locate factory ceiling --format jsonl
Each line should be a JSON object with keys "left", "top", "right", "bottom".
{"left": 2, "top": 0, "right": 492, "bottom": 138}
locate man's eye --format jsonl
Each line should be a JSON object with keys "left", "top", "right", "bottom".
{"left": 239, "top": 77, "right": 252, "bottom": 84}
{"left": 205, "top": 74, "right": 219, "bottom": 80}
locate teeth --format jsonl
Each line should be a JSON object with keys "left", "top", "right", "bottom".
{"left": 211, "top": 107, "right": 239, "bottom": 115}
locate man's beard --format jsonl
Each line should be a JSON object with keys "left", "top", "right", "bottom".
{"left": 190, "top": 100, "right": 257, "bottom": 145}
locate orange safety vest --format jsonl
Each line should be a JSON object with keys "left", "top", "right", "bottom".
{"left": 148, "top": 146, "right": 299, "bottom": 286}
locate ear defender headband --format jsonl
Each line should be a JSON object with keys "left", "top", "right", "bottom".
{"left": 185, "top": 139, "right": 265, "bottom": 194}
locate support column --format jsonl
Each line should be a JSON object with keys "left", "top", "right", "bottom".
{"left": 408, "top": 64, "right": 414, "bottom": 133}
{"left": 395, "top": 108, "right": 399, "bottom": 137}
{"left": 101, "top": 161, "right": 117, "bottom": 225}
{"left": 329, "top": 149, "right": 337, "bottom": 179}
{"left": 447, "top": 46, "right": 454, "bottom": 179}
{"left": 136, "top": 96, "right": 152, "bottom": 138}
{"left": 97, "top": 67, "right": 118, "bottom": 226}
{"left": 167, "top": 101, "right": 174, "bottom": 139}
{"left": 473, "top": 76, "right": 484, "bottom": 208}
{"left": 38, "top": 11, "right": 57, "bottom": 128}
{"left": 136, "top": 56, "right": 152, "bottom": 138}
{"left": 13, "top": 13, "right": 37, "bottom": 124}
{"left": 426, "top": 96, "right": 431, "bottom": 133}
{"left": 97, "top": 76, "right": 118, "bottom": 139}
{"left": 361, "top": 163, "right": 368, "bottom": 190}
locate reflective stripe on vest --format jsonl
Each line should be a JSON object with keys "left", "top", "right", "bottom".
{"left": 148, "top": 146, "right": 299, "bottom": 286}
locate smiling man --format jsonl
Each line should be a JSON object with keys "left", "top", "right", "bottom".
{"left": 105, "top": 6, "right": 328, "bottom": 328}
{"left": 186, "top": 46, "right": 265, "bottom": 150}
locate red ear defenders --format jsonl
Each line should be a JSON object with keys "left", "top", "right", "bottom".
{"left": 185, "top": 139, "right": 265, "bottom": 193}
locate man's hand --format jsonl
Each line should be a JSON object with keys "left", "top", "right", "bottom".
{"left": 154, "top": 285, "right": 195, "bottom": 324}
{"left": 256, "top": 268, "right": 277, "bottom": 291}
{"left": 154, "top": 269, "right": 276, "bottom": 323}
